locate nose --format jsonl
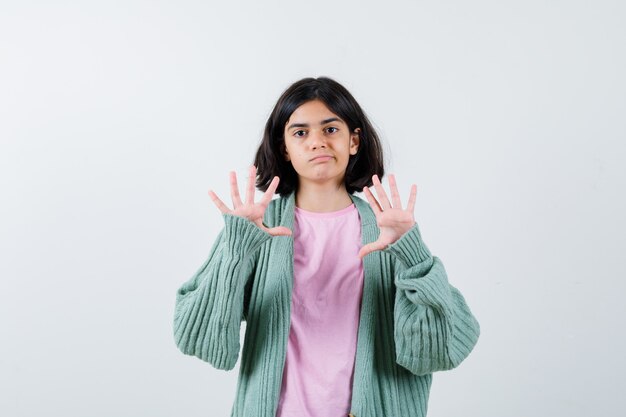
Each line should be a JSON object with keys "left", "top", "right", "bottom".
{"left": 309, "top": 129, "right": 327, "bottom": 149}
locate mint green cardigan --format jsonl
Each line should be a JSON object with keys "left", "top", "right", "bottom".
{"left": 173, "top": 191, "right": 480, "bottom": 417}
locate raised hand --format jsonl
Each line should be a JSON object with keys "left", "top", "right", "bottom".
{"left": 208, "top": 165, "right": 292, "bottom": 237}
{"left": 358, "top": 174, "right": 417, "bottom": 259}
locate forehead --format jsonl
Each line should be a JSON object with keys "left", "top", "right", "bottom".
{"left": 285, "top": 100, "right": 345, "bottom": 126}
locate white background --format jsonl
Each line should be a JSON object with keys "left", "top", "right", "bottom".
{"left": 1, "top": 1, "right": 625, "bottom": 416}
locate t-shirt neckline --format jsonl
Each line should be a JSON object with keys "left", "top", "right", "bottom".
{"left": 294, "top": 203, "right": 356, "bottom": 218}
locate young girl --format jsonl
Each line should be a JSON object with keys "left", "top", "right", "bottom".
{"left": 173, "top": 77, "right": 480, "bottom": 417}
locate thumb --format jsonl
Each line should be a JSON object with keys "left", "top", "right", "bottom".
{"left": 265, "top": 226, "right": 292, "bottom": 236}
{"left": 358, "top": 241, "right": 386, "bottom": 259}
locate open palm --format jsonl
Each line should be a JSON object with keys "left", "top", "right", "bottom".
{"left": 208, "top": 165, "right": 292, "bottom": 237}
{"left": 358, "top": 174, "right": 417, "bottom": 259}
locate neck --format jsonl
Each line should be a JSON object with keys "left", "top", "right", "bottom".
{"left": 295, "top": 180, "right": 353, "bottom": 213}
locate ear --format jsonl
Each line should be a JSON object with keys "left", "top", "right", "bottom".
{"left": 350, "top": 128, "right": 361, "bottom": 155}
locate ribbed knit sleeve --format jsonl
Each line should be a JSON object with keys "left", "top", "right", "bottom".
{"left": 383, "top": 223, "right": 480, "bottom": 376}
{"left": 173, "top": 214, "right": 272, "bottom": 370}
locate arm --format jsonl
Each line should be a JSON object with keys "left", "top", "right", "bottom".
{"left": 383, "top": 223, "right": 480, "bottom": 376}
{"left": 173, "top": 213, "right": 271, "bottom": 370}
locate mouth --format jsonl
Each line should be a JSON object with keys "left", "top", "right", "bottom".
{"left": 310, "top": 154, "right": 334, "bottom": 162}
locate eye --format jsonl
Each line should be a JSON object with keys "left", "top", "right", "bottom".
{"left": 326, "top": 127, "right": 338, "bottom": 134}
{"left": 294, "top": 130, "right": 306, "bottom": 137}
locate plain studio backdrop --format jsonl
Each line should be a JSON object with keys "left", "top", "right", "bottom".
{"left": 1, "top": 1, "right": 624, "bottom": 416}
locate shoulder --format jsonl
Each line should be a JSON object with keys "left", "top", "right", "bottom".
{"left": 264, "top": 193, "right": 291, "bottom": 226}
{"left": 267, "top": 194, "right": 289, "bottom": 212}
{"left": 349, "top": 193, "right": 377, "bottom": 226}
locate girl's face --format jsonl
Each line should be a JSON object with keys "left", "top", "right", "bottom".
{"left": 283, "top": 99, "right": 360, "bottom": 189}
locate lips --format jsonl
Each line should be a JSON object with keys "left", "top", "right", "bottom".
{"left": 310, "top": 154, "right": 333, "bottom": 162}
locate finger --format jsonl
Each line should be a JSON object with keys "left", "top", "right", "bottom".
{"left": 363, "top": 186, "right": 382, "bottom": 215}
{"left": 406, "top": 184, "right": 417, "bottom": 213}
{"left": 259, "top": 176, "right": 280, "bottom": 207}
{"left": 245, "top": 165, "right": 256, "bottom": 205}
{"left": 388, "top": 174, "right": 402, "bottom": 209}
{"left": 230, "top": 171, "right": 243, "bottom": 208}
{"left": 372, "top": 174, "right": 391, "bottom": 210}
{"left": 208, "top": 190, "right": 231, "bottom": 214}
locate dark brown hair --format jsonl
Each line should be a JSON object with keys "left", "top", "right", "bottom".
{"left": 254, "top": 76, "right": 385, "bottom": 196}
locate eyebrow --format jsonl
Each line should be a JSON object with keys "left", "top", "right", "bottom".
{"left": 286, "top": 117, "right": 343, "bottom": 130}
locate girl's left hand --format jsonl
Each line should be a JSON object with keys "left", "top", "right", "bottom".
{"left": 358, "top": 174, "right": 417, "bottom": 259}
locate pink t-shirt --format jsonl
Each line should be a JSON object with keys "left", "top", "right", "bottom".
{"left": 275, "top": 203, "right": 364, "bottom": 417}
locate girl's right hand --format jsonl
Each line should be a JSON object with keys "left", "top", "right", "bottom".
{"left": 208, "top": 165, "right": 292, "bottom": 237}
